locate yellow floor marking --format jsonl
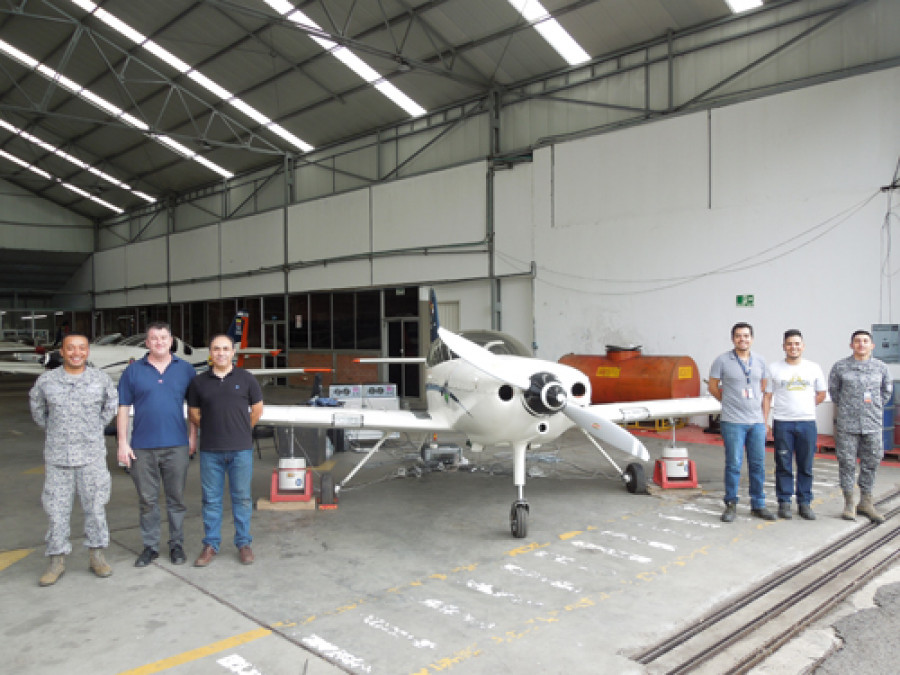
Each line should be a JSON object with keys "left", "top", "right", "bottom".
{"left": 0, "top": 549, "right": 33, "bottom": 571}
{"left": 117, "top": 627, "right": 272, "bottom": 675}
{"left": 313, "top": 459, "right": 336, "bottom": 471}
{"left": 24, "top": 466, "right": 45, "bottom": 475}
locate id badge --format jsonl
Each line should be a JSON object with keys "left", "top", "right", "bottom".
{"left": 864, "top": 391, "right": 873, "bottom": 404}
{"left": 743, "top": 388, "right": 754, "bottom": 399}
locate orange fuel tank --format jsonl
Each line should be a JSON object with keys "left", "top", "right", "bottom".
{"left": 559, "top": 348, "right": 700, "bottom": 404}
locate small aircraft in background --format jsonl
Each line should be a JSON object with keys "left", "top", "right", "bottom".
{"left": 260, "top": 291, "right": 720, "bottom": 538}
{"left": 0, "top": 311, "right": 328, "bottom": 383}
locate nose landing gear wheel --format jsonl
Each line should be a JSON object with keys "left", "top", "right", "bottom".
{"left": 510, "top": 501, "right": 529, "bottom": 538}
{"left": 624, "top": 462, "right": 646, "bottom": 494}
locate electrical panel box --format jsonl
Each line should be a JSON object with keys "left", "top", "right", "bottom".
{"left": 872, "top": 324, "right": 900, "bottom": 363}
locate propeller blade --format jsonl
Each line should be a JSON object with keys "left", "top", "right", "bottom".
{"left": 437, "top": 327, "right": 531, "bottom": 389}
{"left": 563, "top": 404, "right": 649, "bottom": 462}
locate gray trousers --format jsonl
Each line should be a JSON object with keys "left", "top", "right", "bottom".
{"left": 834, "top": 430, "right": 883, "bottom": 493}
{"left": 131, "top": 445, "right": 190, "bottom": 550}
{"left": 42, "top": 459, "right": 111, "bottom": 556}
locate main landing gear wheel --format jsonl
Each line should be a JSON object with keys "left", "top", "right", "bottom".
{"left": 624, "top": 462, "right": 646, "bottom": 495}
{"left": 319, "top": 473, "right": 336, "bottom": 505}
{"left": 510, "top": 501, "right": 529, "bottom": 538}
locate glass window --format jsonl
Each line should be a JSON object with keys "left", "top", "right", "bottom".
{"left": 355, "top": 290, "right": 381, "bottom": 350}
{"left": 384, "top": 286, "right": 418, "bottom": 318}
{"left": 310, "top": 293, "right": 331, "bottom": 349}
{"left": 332, "top": 292, "right": 355, "bottom": 349}
{"left": 288, "top": 294, "right": 309, "bottom": 350}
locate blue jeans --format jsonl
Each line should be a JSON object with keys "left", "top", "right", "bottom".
{"left": 200, "top": 449, "right": 253, "bottom": 550}
{"left": 773, "top": 420, "right": 817, "bottom": 505}
{"left": 720, "top": 421, "right": 768, "bottom": 509}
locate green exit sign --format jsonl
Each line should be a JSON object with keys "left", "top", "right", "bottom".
{"left": 736, "top": 294, "right": 755, "bottom": 307}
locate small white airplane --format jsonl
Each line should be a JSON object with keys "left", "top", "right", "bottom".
{"left": 0, "top": 312, "right": 329, "bottom": 383}
{"left": 260, "top": 290, "right": 721, "bottom": 538}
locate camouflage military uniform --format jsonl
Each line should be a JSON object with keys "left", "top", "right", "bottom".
{"left": 30, "top": 366, "right": 118, "bottom": 555}
{"left": 828, "top": 355, "right": 893, "bottom": 492}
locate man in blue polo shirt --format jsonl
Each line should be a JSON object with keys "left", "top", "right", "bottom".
{"left": 117, "top": 322, "right": 197, "bottom": 567}
{"left": 709, "top": 322, "right": 775, "bottom": 523}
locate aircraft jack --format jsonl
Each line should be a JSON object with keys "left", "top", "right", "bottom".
{"left": 268, "top": 467, "right": 313, "bottom": 503}
{"left": 652, "top": 444, "right": 698, "bottom": 489}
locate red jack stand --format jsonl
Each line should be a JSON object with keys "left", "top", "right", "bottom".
{"left": 652, "top": 458, "right": 698, "bottom": 489}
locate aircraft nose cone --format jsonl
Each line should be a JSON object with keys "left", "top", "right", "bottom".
{"left": 543, "top": 383, "right": 567, "bottom": 411}
{"left": 524, "top": 372, "right": 567, "bottom": 415}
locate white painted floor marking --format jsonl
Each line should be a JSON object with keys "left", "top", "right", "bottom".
{"left": 420, "top": 599, "right": 496, "bottom": 629}
{"left": 465, "top": 579, "right": 543, "bottom": 606}
{"left": 502, "top": 563, "right": 581, "bottom": 592}
{"left": 680, "top": 504, "right": 723, "bottom": 516}
{"left": 644, "top": 524, "right": 708, "bottom": 541}
{"left": 301, "top": 634, "right": 372, "bottom": 673}
{"left": 594, "top": 530, "right": 677, "bottom": 551}
{"left": 570, "top": 540, "right": 653, "bottom": 564}
{"left": 658, "top": 513, "right": 722, "bottom": 528}
{"left": 533, "top": 550, "right": 577, "bottom": 564}
{"left": 363, "top": 615, "right": 437, "bottom": 649}
{"left": 217, "top": 654, "right": 262, "bottom": 675}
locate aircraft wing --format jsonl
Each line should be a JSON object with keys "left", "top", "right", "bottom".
{"left": 588, "top": 396, "right": 721, "bottom": 424}
{"left": 0, "top": 361, "right": 45, "bottom": 376}
{"left": 259, "top": 404, "right": 454, "bottom": 434}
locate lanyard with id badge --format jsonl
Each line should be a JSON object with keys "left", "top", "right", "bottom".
{"left": 734, "top": 350, "right": 755, "bottom": 399}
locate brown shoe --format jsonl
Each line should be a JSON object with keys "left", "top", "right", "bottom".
{"left": 238, "top": 545, "right": 254, "bottom": 565}
{"left": 193, "top": 545, "right": 217, "bottom": 567}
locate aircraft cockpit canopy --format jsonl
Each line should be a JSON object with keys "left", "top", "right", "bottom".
{"left": 428, "top": 329, "right": 530, "bottom": 366}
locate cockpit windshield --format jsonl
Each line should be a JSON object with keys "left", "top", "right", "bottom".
{"left": 427, "top": 329, "right": 530, "bottom": 366}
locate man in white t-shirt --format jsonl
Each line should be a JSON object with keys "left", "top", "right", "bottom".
{"left": 763, "top": 330, "right": 827, "bottom": 520}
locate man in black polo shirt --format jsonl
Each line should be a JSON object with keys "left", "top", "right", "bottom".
{"left": 187, "top": 334, "right": 263, "bottom": 566}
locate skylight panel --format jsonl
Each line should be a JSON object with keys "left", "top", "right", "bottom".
{"left": 507, "top": 0, "right": 591, "bottom": 66}
{"left": 70, "top": 0, "right": 314, "bottom": 153}
{"left": 0, "top": 119, "right": 156, "bottom": 203}
{"left": 262, "top": 1, "right": 427, "bottom": 118}
{"left": 725, "top": 0, "right": 764, "bottom": 13}
{"left": 0, "top": 38, "right": 233, "bottom": 179}
{"left": 0, "top": 148, "right": 125, "bottom": 213}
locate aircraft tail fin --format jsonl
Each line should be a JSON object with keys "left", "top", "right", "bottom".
{"left": 227, "top": 310, "right": 251, "bottom": 366}
{"left": 429, "top": 288, "right": 440, "bottom": 343}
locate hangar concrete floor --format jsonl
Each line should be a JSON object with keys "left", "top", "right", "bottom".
{"left": 2, "top": 374, "right": 900, "bottom": 675}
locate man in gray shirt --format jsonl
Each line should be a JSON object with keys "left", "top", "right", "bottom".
{"left": 29, "top": 334, "right": 119, "bottom": 586}
{"left": 828, "top": 329, "right": 893, "bottom": 523}
{"left": 709, "top": 323, "right": 775, "bottom": 522}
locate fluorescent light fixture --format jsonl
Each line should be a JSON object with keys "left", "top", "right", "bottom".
{"left": 0, "top": 148, "right": 125, "bottom": 213}
{"left": 0, "top": 119, "right": 156, "bottom": 203}
{"left": 70, "top": 0, "right": 314, "bottom": 153}
{"left": 0, "top": 38, "right": 234, "bottom": 180}
{"left": 507, "top": 0, "right": 590, "bottom": 66}
{"left": 21, "top": 315, "right": 48, "bottom": 320}
{"left": 263, "top": 1, "right": 427, "bottom": 118}
{"left": 724, "top": 0, "right": 763, "bottom": 12}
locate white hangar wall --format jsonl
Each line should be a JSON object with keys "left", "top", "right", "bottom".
{"left": 0, "top": 178, "right": 93, "bottom": 252}
{"left": 523, "top": 66, "right": 900, "bottom": 434}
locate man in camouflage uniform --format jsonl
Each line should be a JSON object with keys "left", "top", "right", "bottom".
{"left": 828, "top": 330, "right": 893, "bottom": 523}
{"left": 29, "top": 333, "right": 119, "bottom": 586}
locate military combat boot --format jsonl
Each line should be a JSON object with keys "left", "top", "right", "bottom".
{"left": 841, "top": 491, "right": 856, "bottom": 521}
{"left": 89, "top": 548, "right": 113, "bottom": 577}
{"left": 856, "top": 492, "right": 885, "bottom": 524}
{"left": 39, "top": 555, "right": 65, "bottom": 587}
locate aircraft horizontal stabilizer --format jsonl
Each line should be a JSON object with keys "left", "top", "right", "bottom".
{"left": 245, "top": 367, "right": 333, "bottom": 377}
